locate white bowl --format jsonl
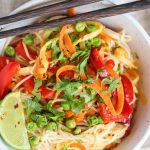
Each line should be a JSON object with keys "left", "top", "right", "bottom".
{"left": 0, "top": 0, "right": 150, "bottom": 150}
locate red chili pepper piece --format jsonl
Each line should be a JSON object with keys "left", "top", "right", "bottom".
{"left": 0, "top": 62, "right": 20, "bottom": 99}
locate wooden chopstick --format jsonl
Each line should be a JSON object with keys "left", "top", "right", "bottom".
{"left": 0, "top": 0, "right": 150, "bottom": 39}
{"left": 0, "top": 0, "right": 101, "bottom": 26}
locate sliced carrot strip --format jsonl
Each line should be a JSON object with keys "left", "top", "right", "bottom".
{"left": 65, "top": 110, "right": 75, "bottom": 118}
{"left": 70, "top": 143, "right": 86, "bottom": 150}
{"left": 59, "top": 25, "right": 72, "bottom": 58}
{"left": 75, "top": 111, "right": 84, "bottom": 122}
{"left": 64, "top": 34, "right": 76, "bottom": 55}
{"left": 82, "top": 78, "right": 124, "bottom": 115}
{"left": 116, "top": 83, "right": 124, "bottom": 114}
{"left": 56, "top": 65, "right": 76, "bottom": 82}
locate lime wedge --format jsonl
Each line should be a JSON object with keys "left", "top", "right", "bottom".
{"left": 0, "top": 92, "right": 30, "bottom": 150}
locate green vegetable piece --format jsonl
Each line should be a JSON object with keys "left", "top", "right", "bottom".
{"left": 98, "top": 97, "right": 104, "bottom": 104}
{"left": 30, "top": 113, "right": 40, "bottom": 121}
{"left": 86, "top": 25, "right": 96, "bottom": 33}
{"left": 59, "top": 124, "right": 71, "bottom": 132}
{"left": 75, "top": 22, "right": 85, "bottom": 32}
{"left": 92, "top": 37, "right": 101, "bottom": 47}
{"left": 97, "top": 116, "right": 103, "bottom": 124}
{"left": 87, "top": 116, "right": 99, "bottom": 126}
{"left": 5, "top": 46, "right": 16, "bottom": 57}
{"left": 61, "top": 102, "right": 70, "bottom": 111}
{"left": 70, "top": 34, "right": 78, "bottom": 42}
{"left": 43, "top": 113, "right": 53, "bottom": 121}
{"left": 65, "top": 118, "right": 76, "bottom": 129}
{"left": 46, "top": 122, "right": 57, "bottom": 131}
{"left": 26, "top": 122, "right": 37, "bottom": 131}
{"left": 74, "top": 126, "right": 81, "bottom": 135}
{"left": 36, "top": 116, "right": 47, "bottom": 127}
{"left": 24, "top": 99, "right": 43, "bottom": 116}
{"left": 23, "top": 34, "right": 34, "bottom": 46}
{"left": 32, "top": 78, "right": 42, "bottom": 100}
{"left": 29, "top": 136, "right": 39, "bottom": 147}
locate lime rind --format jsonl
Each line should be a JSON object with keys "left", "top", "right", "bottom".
{"left": 0, "top": 92, "right": 30, "bottom": 150}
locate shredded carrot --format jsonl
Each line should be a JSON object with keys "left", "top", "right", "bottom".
{"left": 86, "top": 108, "right": 96, "bottom": 116}
{"left": 75, "top": 111, "right": 84, "bottom": 122}
{"left": 100, "top": 32, "right": 117, "bottom": 42}
{"left": 33, "top": 57, "right": 44, "bottom": 79}
{"left": 116, "top": 83, "right": 124, "bottom": 114}
{"left": 56, "top": 65, "right": 76, "bottom": 82}
{"left": 46, "top": 50, "right": 52, "bottom": 60}
{"left": 65, "top": 110, "right": 75, "bottom": 118}
{"left": 70, "top": 143, "right": 86, "bottom": 150}
{"left": 64, "top": 34, "right": 76, "bottom": 54}
{"left": 82, "top": 79, "right": 123, "bottom": 115}
{"left": 67, "top": 7, "right": 76, "bottom": 16}
{"left": 59, "top": 25, "right": 72, "bottom": 58}
{"left": 105, "top": 65, "right": 118, "bottom": 79}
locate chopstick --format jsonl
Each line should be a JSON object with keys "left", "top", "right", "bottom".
{"left": 0, "top": 0, "right": 101, "bottom": 26}
{"left": 0, "top": 0, "right": 150, "bottom": 39}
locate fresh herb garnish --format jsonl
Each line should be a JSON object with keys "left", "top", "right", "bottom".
{"left": 24, "top": 99, "right": 43, "bottom": 115}
{"left": 54, "top": 79, "right": 82, "bottom": 96}
{"left": 71, "top": 50, "right": 90, "bottom": 74}
{"left": 32, "top": 78, "right": 42, "bottom": 100}
{"left": 102, "top": 77, "right": 121, "bottom": 92}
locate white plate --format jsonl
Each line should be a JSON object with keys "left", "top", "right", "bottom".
{"left": 0, "top": 0, "right": 150, "bottom": 150}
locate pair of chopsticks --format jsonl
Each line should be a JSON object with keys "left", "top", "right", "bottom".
{"left": 0, "top": 0, "right": 150, "bottom": 39}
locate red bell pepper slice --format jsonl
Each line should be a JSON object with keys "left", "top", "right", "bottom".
{"left": 0, "top": 56, "right": 16, "bottom": 71}
{"left": 99, "top": 75, "right": 133, "bottom": 123}
{"left": 48, "top": 65, "right": 59, "bottom": 74}
{"left": 0, "top": 62, "right": 20, "bottom": 99}
{"left": 22, "top": 77, "right": 55, "bottom": 100}
{"left": 60, "top": 70, "right": 74, "bottom": 79}
{"left": 121, "top": 75, "right": 134, "bottom": 103}
{"left": 105, "top": 59, "right": 115, "bottom": 69}
{"left": 15, "top": 40, "right": 37, "bottom": 60}
{"left": 99, "top": 101, "right": 132, "bottom": 123}
{"left": 22, "top": 77, "right": 34, "bottom": 93}
{"left": 89, "top": 48, "right": 104, "bottom": 70}
{"left": 39, "top": 86, "right": 56, "bottom": 100}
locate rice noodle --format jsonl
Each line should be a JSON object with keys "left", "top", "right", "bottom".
{"left": 22, "top": 42, "right": 34, "bottom": 60}
{"left": 34, "top": 123, "right": 128, "bottom": 150}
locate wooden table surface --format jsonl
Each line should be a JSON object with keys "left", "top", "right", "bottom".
{"left": 0, "top": 0, "right": 150, "bottom": 149}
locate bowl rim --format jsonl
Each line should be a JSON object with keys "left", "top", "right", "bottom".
{"left": 1, "top": 0, "right": 150, "bottom": 150}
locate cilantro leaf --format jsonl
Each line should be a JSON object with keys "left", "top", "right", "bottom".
{"left": 24, "top": 99, "right": 43, "bottom": 115}
{"left": 108, "top": 78, "right": 121, "bottom": 92}
{"left": 54, "top": 79, "right": 81, "bottom": 96}
{"left": 71, "top": 50, "right": 90, "bottom": 74}
{"left": 46, "top": 102, "right": 65, "bottom": 121}
{"left": 32, "top": 78, "right": 42, "bottom": 100}
{"left": 102, "top": 77, "right": 121, "bottom": 92}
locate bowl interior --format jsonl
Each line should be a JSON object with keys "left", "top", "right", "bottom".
{"left": 0, "top": 0, "right": 150, "bottom": 150}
